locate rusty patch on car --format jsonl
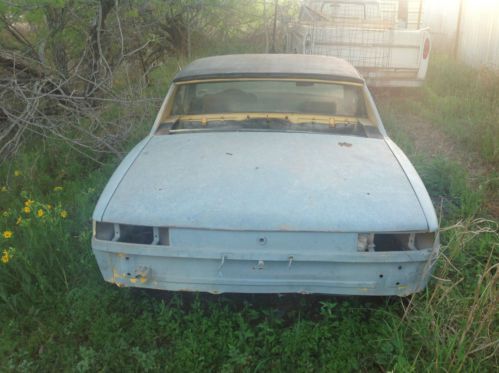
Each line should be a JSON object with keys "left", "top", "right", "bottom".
{"left": 338, "top": 142, "right": 352, "bottom": 147}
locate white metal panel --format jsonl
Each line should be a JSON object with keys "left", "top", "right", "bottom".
{"left": 303, "top": 26, "right": 425, "bottom": 69}
{"left": 423, "top": 0, "right": 499, "bottom": 70}
{"left": 458, "top": 0, "right": 499, "bottom": 70}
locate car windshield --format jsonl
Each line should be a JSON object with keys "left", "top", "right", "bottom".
{"left": 171, "top": 80, "right": 366, "bottom": 118}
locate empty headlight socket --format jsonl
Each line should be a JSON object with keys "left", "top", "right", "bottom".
{"left": 358, "top": 232, "right": 436, "bottom": 252}
{"left": 95, "top": 222, "right": 170, "bottom": 245}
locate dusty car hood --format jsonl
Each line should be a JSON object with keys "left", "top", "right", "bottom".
{"left": 98, "top": 131, "right": 429, "bottom": 232}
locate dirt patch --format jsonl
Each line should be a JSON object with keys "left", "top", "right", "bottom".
{"left": 395, "top": 113, "right": 489, "bottom": 176}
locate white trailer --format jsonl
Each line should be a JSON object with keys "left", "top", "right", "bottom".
{"left": 286, "top": 0, "right": 431, "bottom": 87}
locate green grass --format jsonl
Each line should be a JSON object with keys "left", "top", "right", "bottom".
{"left": 1, "top": 59, "right": 498, "bottom": 372}
{"left": 404, "top": 54, "right": 499, "bottom": 165}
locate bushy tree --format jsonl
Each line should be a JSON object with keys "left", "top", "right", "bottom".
{"left": 0, "top": 0, "right": 292, "bottom": 161}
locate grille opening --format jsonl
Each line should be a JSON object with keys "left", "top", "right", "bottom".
{"left": 119, "top": 224, "right": 154, "bottom": 244}
{"left": 373, "top": 234, "right": 410, "bottom": 252}
{"left": 373, "top": 233, "right": 436, "bottom": 251}
{"left": 95, "top": 222, "right": 114, "bottom": 240}
{"left": 158, "top": 227, "right": 170, "bottom": 246}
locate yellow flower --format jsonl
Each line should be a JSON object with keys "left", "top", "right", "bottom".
{"left": 0, "top": 186, "right": 7, "bottom": 192}
{"left": 1, "top": 248, "right": 14, "bottom": 264}
{"left": 37, "top": 209, "right": 45, "bottom": 218}
{"left": 24, "top": 199, "right": 34, "bottom": 207}
{"left": 2, "top": 231, "right": 13, "bottom": 239}
{"left": 16, "top": 216, "right": 22, "bottom": 225}
{"left": 14, "top": 170, "right": 21, "bottom": 177}
{"left": 1, "top": 250, "right": 10, "bottom": 264}
{"left": 23, "top": 206, "right": 31, "bottom": 214}
{"left": 60, "top": 210, "right": 68, "bottom": 219}
{"left": 46, "top": 204, "right": 53, "bottom": 210}
{"left": 53, "top": 186, "right": 63, "bottom": 192}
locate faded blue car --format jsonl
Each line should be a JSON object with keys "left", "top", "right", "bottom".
{"left": 92, "top": 54, "right": 439, "bottom": 296}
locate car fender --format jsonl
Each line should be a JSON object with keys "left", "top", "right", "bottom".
{"left": 92, "top": 136, "right": 152, "bottom": 221}
{"left": 384, "top": 137, "right": 439, "bottom": 231}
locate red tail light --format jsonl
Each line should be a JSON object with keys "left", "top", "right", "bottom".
{"left": 423, "top": 38, "right": 430, "bottom": 59}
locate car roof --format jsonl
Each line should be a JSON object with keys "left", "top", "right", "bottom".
{"left": 172, "top": 54, "right": 364, "bottom": 84}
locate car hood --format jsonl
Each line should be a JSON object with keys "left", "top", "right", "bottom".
{"left": 97, "top": 131, "right": 429, "bottom": 232}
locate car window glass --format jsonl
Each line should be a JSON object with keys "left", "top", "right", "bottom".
{"left": 171, "top": 80, "right": 366, "bottom": 118}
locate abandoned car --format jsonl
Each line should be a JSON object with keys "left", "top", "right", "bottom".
{"left": 92, "top": 54, "right": 439, "bottom": 296}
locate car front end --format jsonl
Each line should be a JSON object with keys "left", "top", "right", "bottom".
{"left": 93, "top": 220, "right": 438, "bottom": 296}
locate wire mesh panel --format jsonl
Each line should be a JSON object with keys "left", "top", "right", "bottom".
{"left": 289, "top": 1, "right": 400, "bottom": 69}
{"left": 305, "top": 26, "right": 394, "bottom": 68}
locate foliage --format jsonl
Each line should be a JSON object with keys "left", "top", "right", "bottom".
{"left": 382, "top": 113, "right": 498, "bottom": 372}
{"left": 0, "top": 0, "right": 288, "bottom": 160}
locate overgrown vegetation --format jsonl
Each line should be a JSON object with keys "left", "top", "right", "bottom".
{"left": 0, "top": 0, "right": 295, "bottom": 159}
{"left": 1, "top": 2, "right": 498, "bottom": 371}
{"left": 403, "top": 54, "right": 498, "bottom": 165}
